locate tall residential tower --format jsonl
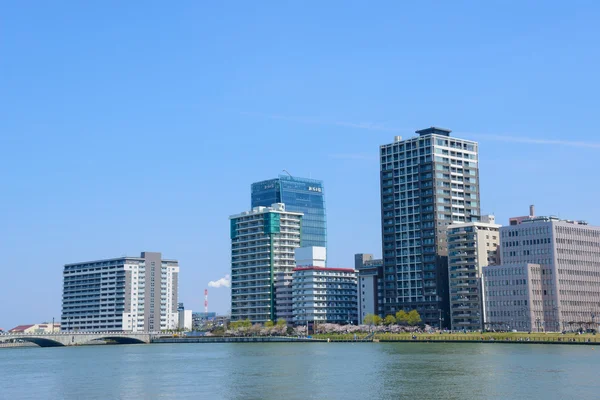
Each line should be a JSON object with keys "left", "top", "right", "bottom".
{"left": 251, "top": 175, "right": 326, "bottom": 248}
{"left": 230, "top": 203, "right": 302, "bottom": 323}
{"left": 380, "top": 127, "right": 480, "bottom": 327}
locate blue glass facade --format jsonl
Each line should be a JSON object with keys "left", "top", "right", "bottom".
{"left": 251, "top": 175, "right": 327, "bottom": 249}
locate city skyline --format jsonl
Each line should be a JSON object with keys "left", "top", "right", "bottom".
{"left": 2, "top": 2, "right": 600, "bottom": 329}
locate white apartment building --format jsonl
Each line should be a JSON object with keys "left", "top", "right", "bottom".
{"left": 274, "top": 247, "right": 327, "bottom": 322}
{"left": 292, "top": 267, "right": 358, "bottom": 325}
{"left": 178, "top": 309, "right": 193, "bottom": 331}
{"left": 61, "top": 252, "right": 179, "bottom": 332}
{"left": 447, "top": 215, "right": 500, "bottom": 331}
{"left": 230, "top": 203, "right": 302, "bottom": 323}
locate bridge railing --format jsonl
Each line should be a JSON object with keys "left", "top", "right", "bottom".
{"left": 1, "top": 331, "right": 157, "bottom": 337}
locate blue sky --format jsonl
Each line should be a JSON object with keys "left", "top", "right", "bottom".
{"left": 1, "top": 1, "right": 599, "bottom": 329}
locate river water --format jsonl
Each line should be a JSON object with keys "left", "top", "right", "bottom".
{"left": 1, "top": 342, "right": 598, "bottom": 399}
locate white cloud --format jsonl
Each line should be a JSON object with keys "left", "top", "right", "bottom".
{"left": 243, "top": 111, "right": 600, "bottom": 149}
{"left": 241, "top": 111, "right": 407, "bottom": 133}
{"left": 208, "top": 274, "right": 231, "bottom": 289}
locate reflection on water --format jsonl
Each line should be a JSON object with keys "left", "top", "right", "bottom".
{"left": 0, "top": 343, "right": 598, "bottom": 399}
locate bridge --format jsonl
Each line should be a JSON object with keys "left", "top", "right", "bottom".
{"left": 0, "top": 332, "right": 156, "bottom": 347}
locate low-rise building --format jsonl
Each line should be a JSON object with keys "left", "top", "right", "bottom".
{"left": 482, "top": 263, "right": 544, "bottom": 331}
{"left": 486, "top": 207, "right": 600, "bottom": 332}
{"left": 9, "top": 323, "right": 61, "bottom": 334}
{"left": 192, "top": 312, "right": 217, "bottom": 330}
{"left": 178, "top": 309, "right": 193, "bottom": 331}
{"left": 292, "top": 267, "right": 358, "bottom": 325}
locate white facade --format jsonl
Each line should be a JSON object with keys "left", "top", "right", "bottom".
{"left": 356, "top": 257, "right": 384, "bottom": 324}
{"left": 292, "top": 267, "right": 358, "bottom": 325}
{"left": 447, "top": 216, "right": 500, "bottom": 331}
{"left": 230, "top": 203, "right": 303, "bottom": 323}
{"left": 498, "top": 215, "right": 600, "bottom": 332}
{"left": 178, "top": 310, "right": 193, "bottom": 331}
{"left": 295, "top": 247, "right": 326, "bottom": 267}
{"left": 274, "top": 271, "right": 294, "bottom": 322}
{"left": 62, "top": 252, "right": 179, "bottom": 332}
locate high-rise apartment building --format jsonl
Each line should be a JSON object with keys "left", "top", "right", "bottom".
{"left": 61, "top": 252, "right": 179, "bottom": 332}
{"left": 251, "top": 175, "right": 327, "bottom": 248}
{"left": 489, "top": 211, "right": 600, "bottom": 332}
{"left": 447, "top": 216, "right": 500, "bottom": 331}
{"left": 380, "top": 127, "right": 480, "bottom": 327}
{"left": 355, "top": 254, "right": 384, "bottom": 324}
{"left": 230, "top": 203, "right": 302, "bottom": 323}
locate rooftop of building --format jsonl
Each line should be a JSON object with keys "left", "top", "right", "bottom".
{"left": 251, "top": 174, "right": 324, "bottom": 186}
{"left": 65, "top": 252, "right": 178, "bottom": 267}
{"left": 230, "top": 203, "right": 304, "bottom": 219}
{"left": 9, "top": 324, "right": 35, "bottom": 332}
{"left": 506, "top": 205, "right": 590, "bottom": 227}
{"left": 447, "top": 216, "right": 501, "bottom": 230}
{"left": 518, "top": 216, "right": 589, "bottom": 225}
{"left": 293, "top": 266, "right": 356, "bottom": 273}
{"left": 363, "top": 258, "right": 383, "bottom": 267}
{"left": 416, "top": 126, "right": 452, "bottom": 136}
{"left": 383, "top": 126, "right": 478, "bottom": 146}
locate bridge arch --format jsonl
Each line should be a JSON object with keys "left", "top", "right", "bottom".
{"left": 9, "top": 337, "right": 65, "bottom": 347}
{"left": 97, "top": 336, "right": 146, "bottom": 345}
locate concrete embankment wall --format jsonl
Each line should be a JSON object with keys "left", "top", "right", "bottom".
{"left": 153, "top": 336, "right": 324, "bottom": 344}
{"left": 0, "top": 342, "right": 38, "bottom": 349}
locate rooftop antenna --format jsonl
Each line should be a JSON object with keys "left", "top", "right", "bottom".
{"left": 282, "top": 169, "right": 292, "bottom": 178}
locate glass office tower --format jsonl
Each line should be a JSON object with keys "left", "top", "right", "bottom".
{"left": 251, "top": 175, "right": 327, "bottom": 248}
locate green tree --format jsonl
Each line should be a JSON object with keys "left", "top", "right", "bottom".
{"left": 242, "top": 319, "right": 252, "bottom": 328}
{"left": 407, "top": 310, "right": 422, "bottom": 326}
{"left": 212, "top": 326, "right": 225, "bottom": 336}
{"left": 395, "top": 310, "right": 409, "bottom": 325}
{"left": 364, "top": 314, "right": 382, "bottom": 325}
{"left": 384, "top": 315, "right": 397, "bottom": 325}
{"left": 276, "top": 318, "right": 287, "bottom": 326}
{"left": 264, "top": 320, "right": 274, "bottom": 328}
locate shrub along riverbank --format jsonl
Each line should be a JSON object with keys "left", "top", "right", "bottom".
{"left": 313, "top": 332, "right": 599, "bottom": 344}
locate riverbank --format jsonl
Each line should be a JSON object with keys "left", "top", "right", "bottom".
{"left": 153, "top": 336, "right": 323, "bottom": 344}
{"left": 315, "top": 332, "right": 599, "bottom": 344}
{"left": 151, "top": 332, "right": 599, "bottom": 345}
